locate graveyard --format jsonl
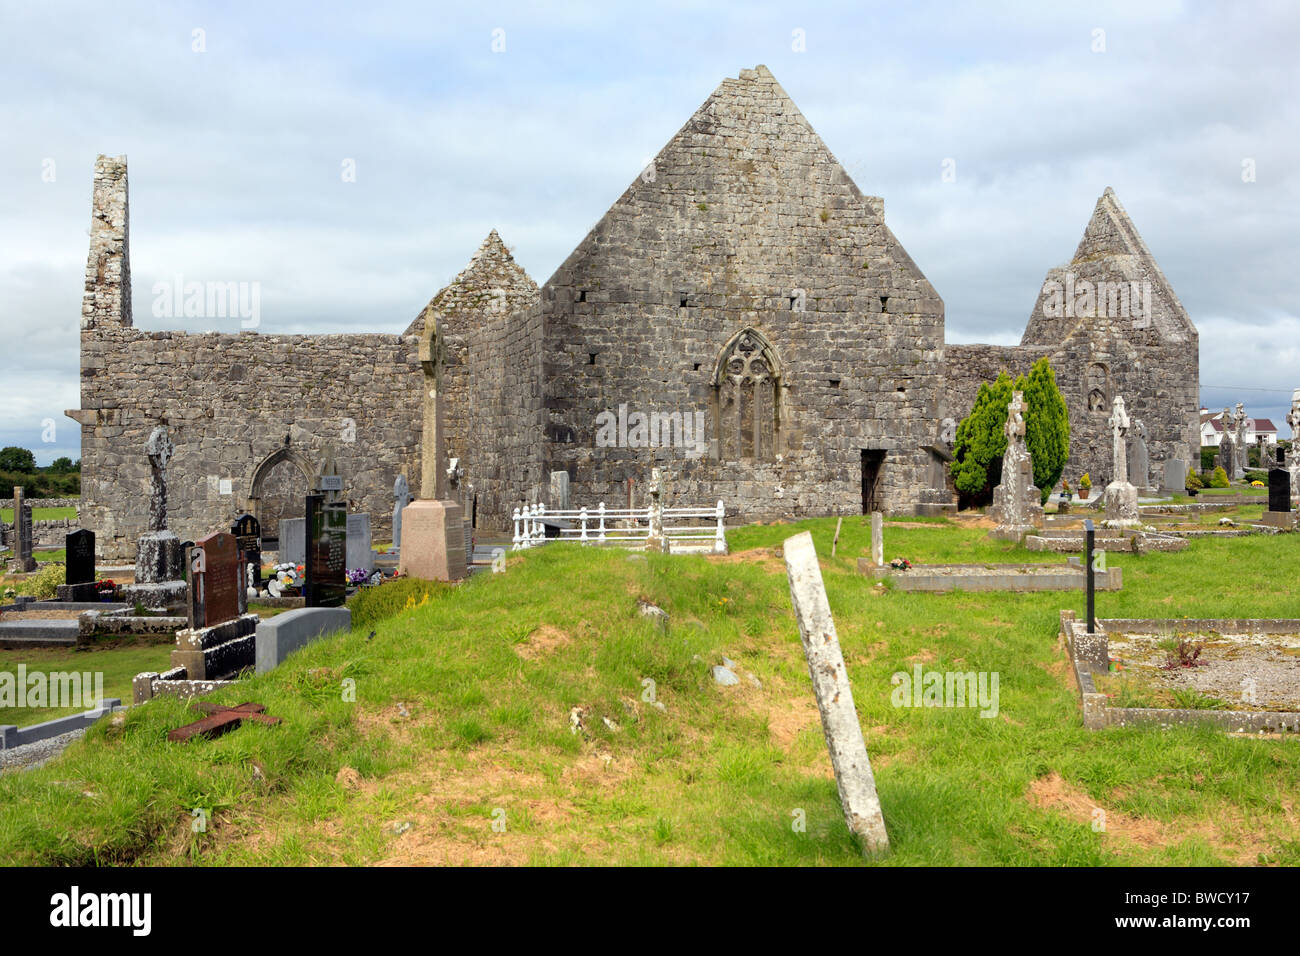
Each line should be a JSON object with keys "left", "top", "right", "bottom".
{"left": 1, "top": 505, "right": 1298, "bottom": 866}
{"left": 2, "top": 14, "right": 1296, "bottom": 888}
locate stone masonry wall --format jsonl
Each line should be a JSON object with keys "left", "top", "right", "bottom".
{"left": 536, "top": 66, "right": 946, "bottom": 520}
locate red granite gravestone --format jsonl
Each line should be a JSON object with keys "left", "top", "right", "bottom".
{"left": 187, "top": 532, "right": 243, "bottom": 629}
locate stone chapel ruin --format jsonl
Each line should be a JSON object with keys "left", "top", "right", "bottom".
{"left": 68, "top": 65, "right": 1200, "bottom": 559}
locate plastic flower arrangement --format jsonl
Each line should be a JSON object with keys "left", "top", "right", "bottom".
{"left": 889, "top": 557, "right": 912, "bottom": 570}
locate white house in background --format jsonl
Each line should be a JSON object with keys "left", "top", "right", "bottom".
{"left": 1199, "top": 407, "right": 1278, "bottom": 448}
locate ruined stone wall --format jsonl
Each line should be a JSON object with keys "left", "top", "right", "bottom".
{"left": 534, "top": 66, "right": 946, "bottom": 519}
{"left": 76, "top": 327, "right": 423, "bottom": 560}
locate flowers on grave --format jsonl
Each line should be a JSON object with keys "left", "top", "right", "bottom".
{"left": 346, "top": 568, "right": 383, "bottom": 586}
{"left": 94, "top": 578, "right": 116, "bottom": 599}
{"left": 2, "top": 586, "right": 14, "bottom": 600}
{"left": 272, "top": 563, "right": 302, "bottom": 590}
{"left": 889, "top": 557, "right": 912, "bottom": 570}
{"left": 1107, "top": 657, "right": 1124, "bottom": 673}
{"left": 1078, "top": 473, "right": 1091, "bottom": 493}
{"left": 1251, "top": 480, "right": 1265, "bottom": 487}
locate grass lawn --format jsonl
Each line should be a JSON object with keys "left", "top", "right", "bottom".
{"left": 0, "top": 638, "right": 172, "bottom": 728}
{"left": 1, "top": 513, "right": 1298, "bottom": 866}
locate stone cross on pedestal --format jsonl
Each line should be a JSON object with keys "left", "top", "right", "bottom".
{"left": 392, "top": 474, "right": 410, "bottom": 551}
{"left": 988, "top": 390, "right": 1043, "bottom": 541}
{"left": 1129, "top": 419, "right": 1149, "bottom": 491}
{"left": 1103, "top": 395, "right": 1140, "bottom": 528}
{"left": 398, "top": 315, "right": 466, "bottom": 581}
{"left": 419, "top": 320, "right": 448, "bottom": 501}
{"left": 145, "top": 426, "right": 173, "bottom": 532}
{"left": 1107, "top": 396, "right": 1130, "bottom": 485}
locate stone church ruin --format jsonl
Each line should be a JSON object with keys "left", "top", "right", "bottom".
{"left": 68, "top": 65, "right": 1199, "bottom": 559}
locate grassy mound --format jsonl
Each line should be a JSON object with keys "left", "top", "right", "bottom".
{"left": 1, "top": 514, "right": 1298, "bottom": 866}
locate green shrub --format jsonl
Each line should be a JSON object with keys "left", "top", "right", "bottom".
{"left": 1210, "top": 466, "right": 1230, "bottom": 488}
{"left": 1185, "top": 472, "right": 1203, "bottom": 490}
{"left": 19, "top": 563, "right": 65, "bottom": 599}
{"left": 1244, "top": 469, "right": 1268, "bottom": 485}
{"left": 950, "top": 359, "right": 1071, "bottom": 506}
{"left": 1200, "top": 447, "right": 1218, "bottom": 472}
{"left": 347, "top": 576, "right": 452, "bottom": 630}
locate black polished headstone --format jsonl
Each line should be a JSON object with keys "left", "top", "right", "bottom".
{"left": 304, "top": 494, "right": 346, "bottom": 608}
{"left": 1269, "top": 468, "right": 1291, "bottom": 513}
{"left": 231, "top": 513, "right": 262, "bottom": 587}
{"left": 65, "top": 529, "right": 96, "bottom": 585}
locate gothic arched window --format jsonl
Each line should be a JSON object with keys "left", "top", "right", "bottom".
{"left": 713, "top": 328, "right": 782, "bottom": 460}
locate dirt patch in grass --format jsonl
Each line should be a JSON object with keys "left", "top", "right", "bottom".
{"left": 1027, "top": 771, "right": 1279, "bottom": 864}
{"left": 514, "top": 624, "right": 572, "bottom": 660}
{"left": 707, "top": 547, "right": 785, "bottom": 573}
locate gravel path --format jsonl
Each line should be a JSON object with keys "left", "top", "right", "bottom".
{"left": 0, "top": 728, "right": 86, "bottom": 773}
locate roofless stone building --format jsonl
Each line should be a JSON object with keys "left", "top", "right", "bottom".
{"left": 69, "top": 65, "right": 1199, "bottom": 559}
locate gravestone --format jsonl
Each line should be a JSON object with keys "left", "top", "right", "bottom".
{"left": 278, "top": 517, "right": 305, "bottom": 565}
{"left": 870, "top": 512, "right": 884, "bottom": 567}
{"left": 1103, "top": 396, "right": 1141, "bottom": 528}
{"left": 231, "top": 513, "right": 262, "bottom": 589}
{"left": 988, "top": 391, "right": 1045, "bottom": 540}
{"left": 392, "top": 474, "right": 411, "bottom": 552}
{"left": 549, "top": 470, "right": 570, "bottom": 511}
{"left": 399, "top": 314, "right": 467, "bottom": 582}
{"left": 1268, "top": 467, "right": 1290, "bottom": 512}
{"left": 1161, "top": 458, "right": 1188, "bottom": 495}
{"left": 305, "top": 494, "right": 347, "bottom": 607}
{"left": 65, "top": 529, "right": 96, "bottom": 585}
{"left": 346, "top": 513, "right": 374, "bottom": 572}
{"left": 55, "top": 529, "right": 98, "bottom": 601}
{"left": 1128, "top": 419, "right": 1150, "bottom": 492}
{"left": 7, "top": 487, "right": 36, "bottom": 573}
{"left": 783, "top": 531, "right": 889, "bottom": 855}
{"left": 187, "top": 532, "right": 245, "bottom": 629}
{"left": 1262, "top": 449, "right": 1294, "bottom": 528}
{"left": 122, "top": 427, "right": 188, "bottom": 609}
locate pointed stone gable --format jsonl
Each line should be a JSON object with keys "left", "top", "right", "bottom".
{"left": 1023, "top": 187, "right": 1194, "bottom": 347}
{"left": 404, "top": 230, "right": 538, "bottom": 339}
{"left": 545, "top": 64, "right": 939, "bottom": 314}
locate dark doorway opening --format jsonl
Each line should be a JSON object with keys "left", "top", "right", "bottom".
{"left": 861, "top": 450, "right": 886, "bottom": 513}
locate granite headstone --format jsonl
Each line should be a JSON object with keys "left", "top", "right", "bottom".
{"left": 305, "top": 494, "right": 347, "bottom": 608}
{"left": 65, "top": 529, "right": 96, "bottom": 585}
{"left": 346, "top": 513, "right": 374, "bottom": 572}
{"left": 187, "top": 532, "right": 244, "bottom": 630}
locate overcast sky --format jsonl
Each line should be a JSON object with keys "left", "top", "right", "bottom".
{"left": 2, "top": 0, "right": 1297, "bottom": 465}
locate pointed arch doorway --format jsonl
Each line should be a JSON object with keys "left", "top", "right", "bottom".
{"left": 246, "top": 446, "right": 315, "bottom": 548}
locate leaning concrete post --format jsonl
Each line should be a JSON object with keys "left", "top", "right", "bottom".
{"left": 871, "top": 511, "right": 884, "bottom": 567}
{"left": 783, "top": 531, "right": 890, "bottom": 855}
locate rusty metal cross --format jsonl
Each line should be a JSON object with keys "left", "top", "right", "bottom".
{"left": 167, "top": 702, "right": 282, "bottom": 743}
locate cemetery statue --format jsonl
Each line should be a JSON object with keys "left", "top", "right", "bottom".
{"left": 987, "top": 390, "right": 1043, "bottom": 540}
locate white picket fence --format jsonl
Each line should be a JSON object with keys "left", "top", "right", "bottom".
{"left": 511, "top": 501, "right": 728, "bottom": 554}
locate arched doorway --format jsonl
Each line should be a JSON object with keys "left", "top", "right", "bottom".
{"left": 246, "top": 446, "right": 314, "bottom": 547}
